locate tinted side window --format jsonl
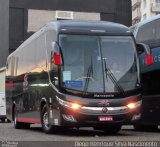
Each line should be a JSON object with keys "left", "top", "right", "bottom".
{"left": 155, "top": 19, "right": 160, "bottom": 41}
{"left": 35, "top": 34, "right": 47, "bottom": 71}
{"left": 17, "top": 42, "right": 36, "bottom": 75}
{"left": 136, "top": 21, "right": 156, "bottom": 43}
{"left": 46, "top": 30, "right": 57, "bottom": 70}
{"left": 46, "top": 31, "right": 58, "bottom": 87}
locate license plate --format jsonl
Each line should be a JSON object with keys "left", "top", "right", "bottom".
{"left": 98, "top": 116, "right": 113, "bottom": 122}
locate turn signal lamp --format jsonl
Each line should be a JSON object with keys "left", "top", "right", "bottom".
{"left": 146, "top": 54, "right": 153, "bottom": 66}
{"left": 53, "top": 53, "right": 61, "bottom": 65}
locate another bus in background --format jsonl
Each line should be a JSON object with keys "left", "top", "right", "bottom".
{"left": 130, "top": 15, "right": 160, "bottom": 130}
{"left": 0, "top": 67, "right": 6, "bottom": 122}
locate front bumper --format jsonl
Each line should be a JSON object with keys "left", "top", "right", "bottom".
{"left": 49, "top": 98, "right": 141, "bottom": 127}
{"left": 61, "top": 106, "right": 141, "bottom": 127}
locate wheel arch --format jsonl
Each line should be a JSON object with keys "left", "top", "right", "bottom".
{"left": 40, "top": 97, "right": 47, "bottom": 113}
{"left": 12, "top": 101, "right": 16, "bottom": 121}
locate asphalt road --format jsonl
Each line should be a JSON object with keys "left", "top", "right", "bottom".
{"left": 0, "top": 121, "right": 159, "bottom": 147}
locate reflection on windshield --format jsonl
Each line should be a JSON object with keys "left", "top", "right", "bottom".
{"left": 59, "top": 35, "right": 103, "bottom": 93}
{"left": 58, "top": 35, "right": 139, "bottom": 93}
{"left": 103, "top": 58, "right": 125, "bottom": 96}
{"left": 101, "top": 37, "right": 138, "bottom": 92}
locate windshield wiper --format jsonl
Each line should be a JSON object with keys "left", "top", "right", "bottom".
{"left": 103, "top": 58, "right": 125, "bottom": 96}
{"left": 83, "top": 56, "right": 93, "bottom": 95}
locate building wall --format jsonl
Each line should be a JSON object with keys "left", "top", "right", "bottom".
{"left": 141, "top": 0, "right": 153, "bottom": 20}
{"left": 9, "top": 0, "right": 132, "bottom": 53}
{"left": 115, "top": 0, "right": 132, "bottom": 25}
{"left": 132, "top": 0, "right": 160, "bottom": 25}
{"left": 0, "top": 0, "right": 9, "bottom": 68}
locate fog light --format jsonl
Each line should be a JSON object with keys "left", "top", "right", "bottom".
{"left": 131, "top": 114, "right": 141, "bottom": 121}
{"left": 62, "top": 114, "right": 77, "bottom": 122}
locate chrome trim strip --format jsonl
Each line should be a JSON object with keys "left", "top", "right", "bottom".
{"left": 56, "top": 96, "right": 142, "bottom": 115}
{"left": 81, "top": 106, "right": 129, "bottom": 115}
{"left": 81, "top": 100, "right": 142, "bottom": 114}
{"left": 81, "top": 106, "right": 127, "bottom": 111}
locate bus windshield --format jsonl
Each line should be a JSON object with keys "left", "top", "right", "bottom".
{"left": 59, "top": 35, "right": 139, "bottom": 94}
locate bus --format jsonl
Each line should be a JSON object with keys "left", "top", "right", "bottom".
{"left": 0, "top": 67, "right": 6, "bottom": 122}
{"left": 130, "top": 15, "right": 160, "bottom": 130}
{"left": 6, "top": 20, "right": 151, "bottom": 134}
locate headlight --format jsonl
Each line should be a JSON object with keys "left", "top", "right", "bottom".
{"left": 71, "top": 103, "right": 81, "bottom": 110}
{"left": 127, "top": 103, "right": 136, "bottom": 109}
{"left": 127, "top": 100, "right": 142, "bottom": 109}
{"left": 56, "top": 96, "right": 81, "bottom": 110}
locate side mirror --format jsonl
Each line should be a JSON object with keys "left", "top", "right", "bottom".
{"left": 137, "top": 43, "right": 153, "bottom": 66}
{"left": 51, "top": 42, "right": 61, "bottom": 66}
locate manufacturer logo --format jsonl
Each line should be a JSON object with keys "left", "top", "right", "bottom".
{"left": 98, "top": 100, "right": 110, "bottom": 106}
{"left": 94, "top": 94, "right": 114, "bottom": 98}
{"left": 102, "top": 107, "right": 108, "bottom": 113}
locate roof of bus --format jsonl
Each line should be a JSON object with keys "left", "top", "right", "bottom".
{"left": 132, "top": 14, "right": 160, "bottom": 29}
{"left": 7, "top": 20, "right": 132, "bottom": 59}
{"left": 47, "top": 20, "right": 131, "bottom": 35}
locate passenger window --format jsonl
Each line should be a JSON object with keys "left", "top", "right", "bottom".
{"left": 45, "top": 31, "right": 59, "bottom": 86}
{"left": 137, "top": 22, "right": 156, "bottom": 43}
{"left": 155, "top": 19, "right": 160, "bottom": 40}
{"left": 35, "top": 35, "right": 47, "bottom": 71}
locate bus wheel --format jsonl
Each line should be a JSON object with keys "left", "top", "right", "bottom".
{"left": 1, "top": 118, "right": 5, "bottom": 123}
{"left": 13, "top": 107, "right": 30, "bottom": 129}
{"left": 94, "top": 125, "right": 122, "bottom": 134}
{"left": 41, "top": 105, "right": 56, "bottom": 134}
{"left": 7, "top": 119, "right": 11, "bottom": 123}
{"left": 134, "top": 125, "right": 158, "bottom": 131}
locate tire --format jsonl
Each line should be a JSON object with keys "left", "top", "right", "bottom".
{"left": 1, "top": 118, "right": 5, "bottom": 123}
{"left": 13, "top": 107, "right": 30, "bottom": 129}
{"left": 7, "top": 119, "right": 11, "bottom": 123}
{"left": 41, "top": 105, "right": 57, "bottom": 134}
{"left": 134, "top": 125, "right": 158, "bottom": 131}
{"left": 94, "top": 125, "right": 122, "bottom": 134}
